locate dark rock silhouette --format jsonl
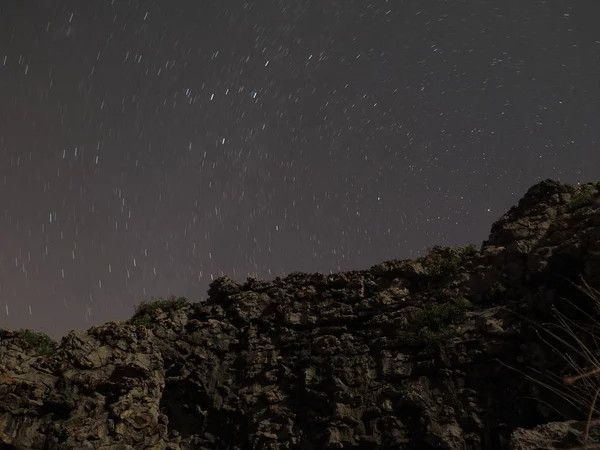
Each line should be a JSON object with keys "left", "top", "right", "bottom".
{"left": 2, "top": 179, "right": 600, "bottom": 449}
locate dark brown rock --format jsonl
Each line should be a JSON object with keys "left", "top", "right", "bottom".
{"left": 2, "top": 179, "right": 600, "bottom": 449}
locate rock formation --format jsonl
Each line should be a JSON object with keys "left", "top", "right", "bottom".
{"left": 2, "top": 179, "right": 600, "bottom": 449}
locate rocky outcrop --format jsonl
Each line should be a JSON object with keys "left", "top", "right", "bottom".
{"left": 2, "top": 179, "right": 600, "bottom": 449}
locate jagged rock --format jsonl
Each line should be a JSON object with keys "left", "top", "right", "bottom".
{"left": 1, "top": 178, "right": 600, "bottom": 449}
{"left": 509, "top": 420, "right": 600, "bottom": 449}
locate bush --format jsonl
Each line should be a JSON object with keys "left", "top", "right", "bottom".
{"left": 129, "top": 295, "right": 189, "bottom": 327}
{"left": 488, "top": 281, "right": 507, "bottom": 300}
{"left": 413, "top": 297, "right": 472, "bottom": 341}
{"left": 568, "top": 189, "right": 597, "bottom": 212}
{"left": 422, "top": 244, "right": 478, "bottom": 277}
{"left": 17, "top": 329, "right": 57, "bottom": 356}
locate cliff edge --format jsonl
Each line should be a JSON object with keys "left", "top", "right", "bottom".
{"left": 2, "top": 179, "right": 600, "bottom": 449}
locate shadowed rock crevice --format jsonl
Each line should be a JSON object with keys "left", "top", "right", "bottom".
{"left": 159, "top": 377, "right": 211, "bottom": 439}
{"left": 2, "top": 179, "right": 600, "bottom": 449}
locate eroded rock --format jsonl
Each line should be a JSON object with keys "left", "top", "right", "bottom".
{"left": 2, "top": 179, "right": 600, "bottom": 449}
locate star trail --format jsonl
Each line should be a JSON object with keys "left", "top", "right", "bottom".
{"left": 1, "top": 0, "right": 599, "bottom": 339}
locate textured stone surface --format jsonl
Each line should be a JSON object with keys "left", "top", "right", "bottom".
{"left": 2, "top": 178, "right": 600, "bottom": 449}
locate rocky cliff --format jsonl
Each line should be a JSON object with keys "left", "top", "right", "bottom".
{"left": 2, "top": 179, "right": 600, "bottom": 450}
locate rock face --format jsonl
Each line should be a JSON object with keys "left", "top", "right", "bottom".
{"left": 2, "top": 179, "right": 600, "bottom": 449}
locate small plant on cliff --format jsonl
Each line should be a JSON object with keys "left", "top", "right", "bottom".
{"left": 422, "top": 244, "right": 478, "bottom": 277}
{"left": 568, "top": 188, "right": 598, "bottom": 212}
{"left": 414, "top": 297, "right": 472, "bottom": 341}
{"left": 129, "top": 295, "right": 189, "bottom": 327}
{"left": 463, "top": 243, "right": 479, "bottom": 255}
{"left": 487, "top": 281, "right": 508, "bottom": 301}
{"left": 17, "top": 329, "right": 57, "bottom": 356}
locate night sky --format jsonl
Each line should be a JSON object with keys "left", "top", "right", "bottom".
{"left": 1, "top": 0, "right": 599, "bottom": 340}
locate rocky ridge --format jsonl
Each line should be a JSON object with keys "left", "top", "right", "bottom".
{"left": 2, "top": 179, "right": 600, "bottom": 449}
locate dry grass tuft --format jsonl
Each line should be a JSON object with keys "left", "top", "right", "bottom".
{"left": 501, "top": 276, "right": 600, "bottom": 449}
